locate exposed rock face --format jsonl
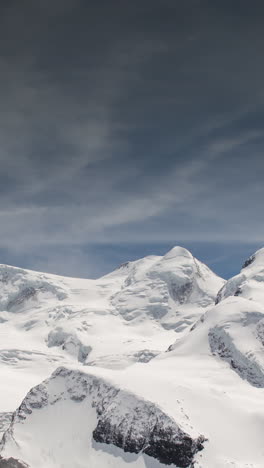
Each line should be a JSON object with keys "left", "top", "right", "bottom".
{"left": 257, "top": 319, "right": 264, "bottom": 346}
{"left": 93, "top": 405, "right": 204, "bottom": 467}
{"left": 0, "top": 414, "right": 12, "bottom": 441}
{"left": 0, "top": 458, "right": 29, "bottom": 468}
{"left": 132, "top": 349, "right": 159, "bottom": 363}
{"left": 6, "top": 287, "right": 37, "bottom": 311}
{"left": 242, "top": 254, "right": 255, "bottom": 269}
{"left": 209, "top": 326, "right": 264, "bottom": 388}
{"left": 168, "top": 281, "right": 193, "bottom": 305}
{"left": 1, "top": 368, "right": 205, "bottom": 467}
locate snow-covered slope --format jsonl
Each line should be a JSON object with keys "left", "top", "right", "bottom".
{"left": 0, "top": 247, "right": 223, "bottom": 411}
{"left": 169, "top": 295, "right": 264, "bottom": 386}
{"left": 216, "top": 247, "right": 264, "bottom": 305}
{"left": 110, "top": 247, "right": 224, "bottom": 330}
{"left": 1, "top": 247, "right": 264, "bottom": 467}
{"left": 0, "top": 367, "right": 205, "bottom": 468}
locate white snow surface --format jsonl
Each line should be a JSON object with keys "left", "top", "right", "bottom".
{"left": 0, "top": 367, "right": 204, "bottom": 468}
{"left": 1, "top": 246, "right": 264, "bottom": 467}
{"left": 216, "top": 247, "right": 264, "bottom": 305}
{"left": 0, "top": 247, "right": 223, "bottom": 411}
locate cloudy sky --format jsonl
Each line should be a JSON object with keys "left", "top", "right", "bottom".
{"left": 0, "top": 0, "right": 264, "bottom": 278}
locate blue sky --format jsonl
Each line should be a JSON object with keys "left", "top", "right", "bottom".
{"left": 0, "top": 0, "right": 264, "bottom": 278}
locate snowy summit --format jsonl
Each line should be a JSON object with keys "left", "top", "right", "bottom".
{"left": 0, "top": 246, "right": 264, "bottom": 468}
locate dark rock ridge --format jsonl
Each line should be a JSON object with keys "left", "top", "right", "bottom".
{"left": 6, "top": 287, "right": 37, "bottom": 311}
{"left": 257, "top": 319, "right": 264, "bottom": 346}
{"left": 93, "top": 410, "right": 204, "bottom": 467}
{"left": 0, "top": 414, "right": 12, "bottom": 440}
{"left": 132, "top": 349, "right": 159, "bottom": 363}
{"left": 215, "top": 284, "right": 225, "bottom": 304}
{"left": 209, "top": 327, "right": 264, "bottom": 388}
{"left": 1, "top": 367, "right": 205, "bottom": 467}
{"left": 168, "top": 281, "right": 193, "bottom": 305}
{"left": 0, "top": 458, "right": 29, "bottom": 468}
{"left": 242, "top": 254, "right": 255, "bottom": 269}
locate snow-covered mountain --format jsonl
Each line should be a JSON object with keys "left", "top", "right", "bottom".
{"left": 215, "top": 247, "right": 264, "bottom": 305}
{"left": 0, "top": 367, "right": 205, "bottom": 468}
{"left": 110, "top": 247, "right": 224, "bottom": 330}
{"left": 1, "top": 247, "right": 264, "bottom": 467}
{"left": 0, "top": 247, "right": 223, "bottom": 410}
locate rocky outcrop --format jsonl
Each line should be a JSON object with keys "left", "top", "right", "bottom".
{"left": 0, "top": 414, "right": 12, "bottom": 441}
{"left": 209, "top": 326, "right": 264, "bottom": 388}
{"left": 1, "top": 368, "right": 205, "bottom": 467}
{"left": 0, "top": 457, "right": 29, "bottom": 468}
{"left": 242, "top": 254, "right": 255, "bottom": 269}
{"left": 93, "top": 402, "right": 204, "bottom": 467}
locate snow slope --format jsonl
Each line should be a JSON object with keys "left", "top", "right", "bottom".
{"left": 0, "top": 247, "right": 223, "bottom": 411}
{"left": 0, "top": 367, "right": 205, "bottom": 468}
{"left": 1, "top": 247, "right": 264, "bottom": 467}
{"left": 110, "top": 247, "right": 224, "bottom": 330}
{"left": 216, "top": 247, "right": 264, "bottom": 305}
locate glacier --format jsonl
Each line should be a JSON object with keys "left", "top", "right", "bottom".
{"left": 0, "top": 246, "right": 264, "bottom": 467}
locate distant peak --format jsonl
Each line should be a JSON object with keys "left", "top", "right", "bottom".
{"left": 242, "top": 247, "right": 264, "bottom": 269}
{"left": 163, "top": 246, "right": 193, "bottom": 260}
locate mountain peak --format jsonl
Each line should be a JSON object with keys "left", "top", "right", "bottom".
{"left": 163, "top": 246, "right": 193, "bottom": 261}
{"left": 1, "top": 248, "right": 263, "bottom": 468}
{"left": 216, "top": 246, "right": 264, "bottom": 304}
{"left": 242, "top": 247, "right": 264, "bottom": 270}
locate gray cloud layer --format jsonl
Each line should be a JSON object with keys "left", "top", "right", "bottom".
{"left": 0, "top": 0, "right": 264, "bottom": 276}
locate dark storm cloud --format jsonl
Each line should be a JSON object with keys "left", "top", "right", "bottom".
{"left": 0, "top": 0, "right": 264, "bottom": 276}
